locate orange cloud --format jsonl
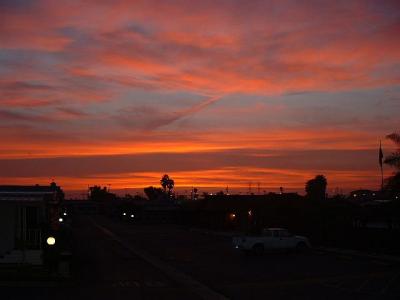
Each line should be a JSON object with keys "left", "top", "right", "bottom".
{"left": 1, "top": 0, "right": 399, "bottom": 193}
{"left": 0, "top": 166, "right": 389, "bottom": 196}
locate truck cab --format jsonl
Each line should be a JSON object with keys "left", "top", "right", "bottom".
{"left": 233, "top": 228, "right": 310, "bottom": 255}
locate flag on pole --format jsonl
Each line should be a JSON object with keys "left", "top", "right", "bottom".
{"left": 379, "top": 140, "right": 384, "bottom": 167}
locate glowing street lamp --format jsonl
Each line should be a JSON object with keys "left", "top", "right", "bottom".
{"left": 58, "top": 217, "right": 63, "bottom": 223}
{"left": 46, "top": 237, "right": 56, "bottom": 246}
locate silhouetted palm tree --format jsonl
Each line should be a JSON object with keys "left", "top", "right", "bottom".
{"left": 160, "top": 174, "right": 175, "bottom": 195}
{"left": 160, "top": 174, "right": 170, "bottom": 191}
{"left": 384, "top": 132, "right": 400, "bottom": 194}
{"left": 384, "top": 132, "right": 400, "bottom": 170}
{"left": 305, "top": 175, "right": 327, "bottom": 200}
{"left": 166, "top": 178, "right": 174, "bottom": 194}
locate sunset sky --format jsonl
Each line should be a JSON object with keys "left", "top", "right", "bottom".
{"left": 1, "top": 0, "right": 399, "bottom": 196}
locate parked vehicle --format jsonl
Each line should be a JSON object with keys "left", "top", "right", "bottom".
{"left": 232, "top": 228, "right": 311, "bottom": 255}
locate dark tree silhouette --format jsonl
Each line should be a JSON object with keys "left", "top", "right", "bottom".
{"left": 384, "top": 132, "right": 400, "bottom": 193}
{"left": 384, "top": 132, "right": 400, "bottom": 170}
{"left": 384, "top": 172, "right": 400, "bottom": 193}
{"left": 305, "top": 175, "right": 327, "bottom": 200}
{"left": 88, "top": 185, "right": 115, "bottom": 202}
{"left": 144, "top": 186, "right": 165, "bottom": 201}
{"left": 160, "top": 174, "right": 174, "bottom": 194}
{"left": 167, "top": 178, "right": 174, "bottom": 193}
{"left": 160, "top": 174, "right": 169, "bottom": 191}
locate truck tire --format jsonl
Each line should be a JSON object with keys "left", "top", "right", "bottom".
{"left": 242, "top": 249, "right": 251, "bottom": 256}
{"left": 252, "top": 244, "right": 264, "bottom": 256}
{"left": 296, "top": 242, "right": 307, "bottom": 253}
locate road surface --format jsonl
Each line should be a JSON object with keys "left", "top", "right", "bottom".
{"left": 2, "top": 214, "right": 400, "bottom": 300}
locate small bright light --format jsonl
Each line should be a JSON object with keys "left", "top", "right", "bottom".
{"left": 130, "top": 214, "right": 134, "bottom": 218}
{"left": 123, "top": 212, "right": 126, "bottom": 216}
{"left": 353, "top": 194, "right": 357, "bottom": 197}
{"left": 58, "top": 217, "right": 63, "bottom": 222}
{"left": 372, "top": 193, "right": 375, "bottom": 196}
{"left": 248, "top": 210, "right": 252, "bottom": 216}
{"left": 63, "top": 212, "right": 67, "bottom": 216}
{"left": 46, "top": 237, "right": 56, "bottom": 246}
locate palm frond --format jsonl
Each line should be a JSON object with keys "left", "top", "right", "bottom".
{"left": 386, "top": 132, "right": 400, "bottom": 146}
{"left": 384, "top": 151, "right": 400, "bottom": 168}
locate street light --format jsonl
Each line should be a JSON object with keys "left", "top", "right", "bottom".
{"left": 46, "top": 237, "right": 56, "bottom": 246}
{"left": 58, "top": 217, "right": 63, "bottom": 223}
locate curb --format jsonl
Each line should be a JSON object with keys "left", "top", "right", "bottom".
{"left": 0, "top": 280, "right": 72, "bottom": 287}
{"left": 315, "top": 247, "right": 400, "bottom": 263}
{"left": 190, "top": 228, "right": 400, "bottom": 264}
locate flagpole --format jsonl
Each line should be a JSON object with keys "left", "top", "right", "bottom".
{"left": 381, "top": 161, "right": 384, "bottom": 190}
{"left": 379, "top": 140, "right": 384, "bottom": 191}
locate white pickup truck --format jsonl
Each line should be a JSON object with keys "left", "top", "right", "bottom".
{"left": 233, "top": 228, "right": 311, "bottom": 255}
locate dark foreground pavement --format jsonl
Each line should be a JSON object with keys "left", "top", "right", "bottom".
{"left": 1, "top": 214, "right": 400, "bottom": 300}
{"left": 93, "top": 215, "right": 400, "bottom": 300}
{"left": 0, "top": 215, "right": 203, "bottom": 300}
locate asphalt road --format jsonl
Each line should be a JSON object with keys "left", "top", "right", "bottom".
{"left": 2, "top": 214, "right": 400, "bottom": 300}
{"left": 90, "top": 215, "right": 400, "bottom": 300}
{"left": 0, "top": 215, "right": 201, "bottom": 300}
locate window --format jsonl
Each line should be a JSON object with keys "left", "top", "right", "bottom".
{"left": 262, "top": 229, "right": 272, "bottom": 237}
{"left": 279, "top": 230, "right": 291, "bottom": 237}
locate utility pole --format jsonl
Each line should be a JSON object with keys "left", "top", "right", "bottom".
{"left": 379, "top": 140, "right": 384, "bottom": 191}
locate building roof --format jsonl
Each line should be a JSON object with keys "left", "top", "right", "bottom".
{"left": 0, "top": 184, "right": 63, "bottom": 202}
{"left": 0, "top": 185, "right": 59, "bottom": 193}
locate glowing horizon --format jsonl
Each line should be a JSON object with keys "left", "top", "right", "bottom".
{"left": 1, "top": 1, "right": 399, "bottom": 195}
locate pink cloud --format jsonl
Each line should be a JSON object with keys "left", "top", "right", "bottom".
{"left": 1, "top": 0, "right": 399, "bottom": 192}
{"left": 2, "top": 1, "right": 398, "bottom": 95}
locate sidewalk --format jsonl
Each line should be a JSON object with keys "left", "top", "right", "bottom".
{"left": 316, "top": 246, "right": 400, "bottom": 263}
{"left": 0, "top": 264, "right": 71, "bottom": 287}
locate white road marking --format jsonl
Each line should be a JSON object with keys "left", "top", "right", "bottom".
{"left": 91, "top": 218, "right": 228, "bottom": 300}
{"left": 356, "top": 278, "right": 370, "bottom": 292}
